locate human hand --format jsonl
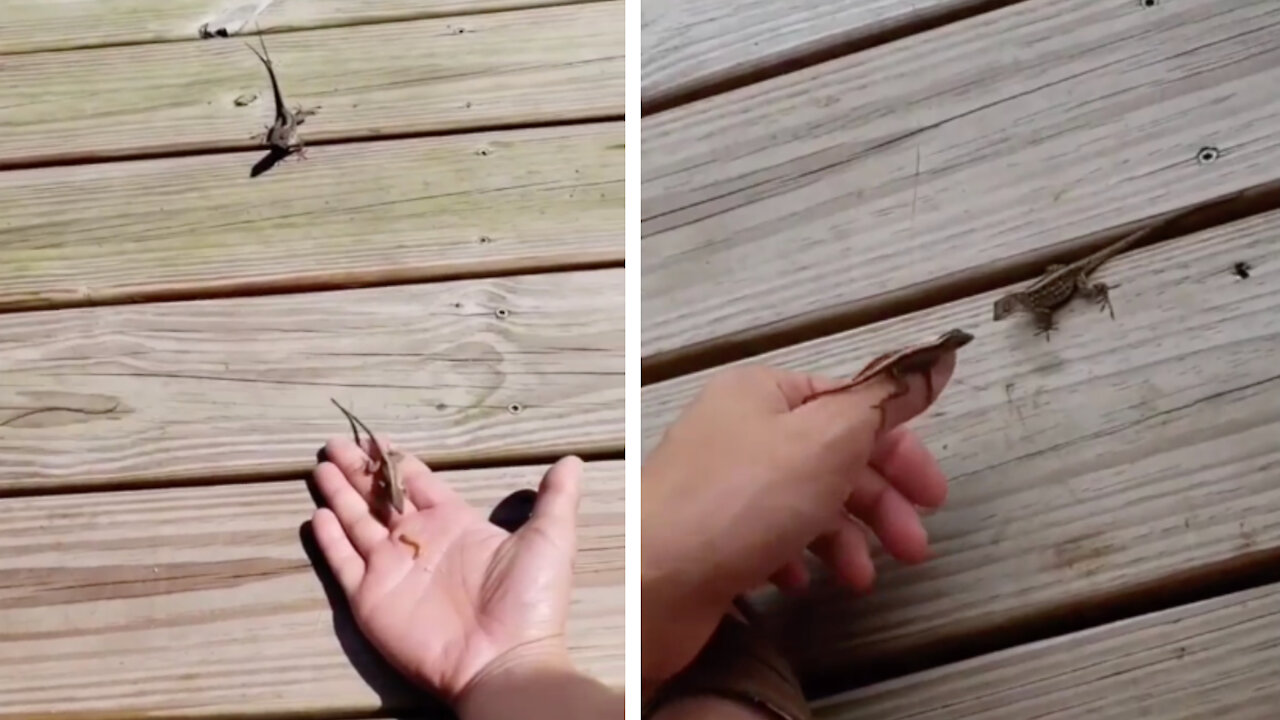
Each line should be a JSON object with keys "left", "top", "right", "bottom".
{"left": 641, "top": 354, "right": 956, "bottom": 684}
{"left": 310, "top": 438, "right": 582, "bottom": 706}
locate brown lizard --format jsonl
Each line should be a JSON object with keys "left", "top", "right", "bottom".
{"left": 330, "top": 398, "right": 422, "bottom": 558}
{"left": 800, "top": 328, "right": 974, "bottom": 428}
{"left": 245, "top": 29, "right": 316, "bottom": 160}
{"left": 991, "top": 217, "right": 1173, "bottom": 338}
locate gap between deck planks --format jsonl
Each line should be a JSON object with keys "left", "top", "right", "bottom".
{"left": 642, "top": 0, "right": 1010, "bottom": 112}
{"left": 641, "top": 209, "right": 1280, "bottom": 692}
{"left": 0, "top": 1, "right": 622, "bottom": 168}
{"left": 813, "top": 582, "right": 1280, "bottom": 719}
{"left": 0, "top": 268, "right": 622, "bottom": 493}
{"left": 0, "top": 122, "right": 622, "bottom": 312}
{"left": 642, "top": 0, "right": 1280, "bottom": 370}
{"left": 0, "top": 461, "right": 623, "bottom": 717}
{"left": 0, "top": 0, "right": 607, "bottom": 54}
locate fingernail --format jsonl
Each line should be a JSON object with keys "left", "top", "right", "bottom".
{"left": 315, "top": 446, "right": 329, "bottom": 464}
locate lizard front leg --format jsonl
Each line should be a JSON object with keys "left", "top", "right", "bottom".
{"left": 888, "top": 361, "right": 938, "bottom": 409}
{"left": 291, "top": 106, "right": 319, "bottom": 159}
{"left": 1079, "top": 277, "right": 1115, "bottom": 320}
{"left": 294, "top": 105, "right": 318, "bottom": 124}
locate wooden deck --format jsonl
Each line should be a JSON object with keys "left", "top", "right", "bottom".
{"left": 642, "top": 0, "right": 1280, "bottom": 713}
{"left": 0, "top": 1, "right": 622, "bottom": 717}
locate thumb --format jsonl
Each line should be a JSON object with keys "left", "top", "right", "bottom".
{"left": 787, "top": 374, "right": 894, "bottom": 453}
{"left": 519, "top": 455, "right": 584, "bottom": 551}
{"left": 791, "top": 349, "right": 960, "bottom": 440}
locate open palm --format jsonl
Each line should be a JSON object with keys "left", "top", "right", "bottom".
{"left": 311, "top": 436, "right": 581, "bottom": 703}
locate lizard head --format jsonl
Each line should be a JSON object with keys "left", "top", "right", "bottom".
{"left": 992, "top": 293, "right": 1029, "bottom": 321}
{"left": 937, "top": 328, "right": 975, "bottom": 348}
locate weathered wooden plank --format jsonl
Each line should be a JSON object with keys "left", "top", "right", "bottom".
{"left": 0, "top": 122, "right": 622, "bottom": 311}
{"left": 815, "top": 583, "right": 1280, "bottom": 719}
{"left": 641, "top": 209, "right": 1280, "bottom": 686}
{"left": 0, "top": 461, "right": 623, "bottom": 716}
{"left": 642, "top": 0, "right": 990, "bottom": 109}
{"left": 0, "top": 0, "right": 601, "bottom": 54}
{"left": 0, "top": 2, "right": 622, "bottom": 167}
{"left": 642, "top": 0, "right": 1280, "bottom": 363}
{"left": 0, "top": 269, "right": 622, "bottom": 492}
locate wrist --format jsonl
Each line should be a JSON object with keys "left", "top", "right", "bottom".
{"left": 455, "top": 641, "right": 620, "bottom": 720}
{"left": 642, "top": 465, "right": 734, "bottom": 694}
{"left": 645, "top": 615, "right": 811, "bottom": 720}
{"left": 641, "top": 567, "right": 727, "bottom": 698}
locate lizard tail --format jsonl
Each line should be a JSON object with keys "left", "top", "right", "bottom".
{"left": 330, "top": 398, "right": 367, "bottom": 445}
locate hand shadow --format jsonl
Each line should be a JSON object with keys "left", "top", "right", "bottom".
{"left": 300, "top": 460, "right": 455, "bottom": 719}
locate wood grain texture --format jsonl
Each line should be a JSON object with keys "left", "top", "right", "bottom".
{"left": 814, "top": 583, "right": 1280, "bottom": 719}
{"left": 0, "top": 122, "right": 622, "bottom": 311}
{"left": 642, "top": 209, "right": 1280, "bottom": 685}
{"left": 642, "top": 0, "right": 988, "bottom": 108}
{"left": 0, "top": 269, "right": 622, "bottom": 492}
{"left": 0, "top": 461, "right": 623, "bottom": 716}
{"left": 0, "top": 1, "right": 622, "bottom": 167}
{"left": 0, "top": 0, "right": 602, "bottom": 54}
{"left": 642, "top": 0, "right": 1280, "bottom": 362}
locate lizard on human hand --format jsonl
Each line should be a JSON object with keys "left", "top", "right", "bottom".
{"left": 245, "top": 29, "right": 317, "bottom": 160}
{"left": 991, "top": 211, "right": 1189, "bottom": 338}
{"left": 330, "top": 398, "right": 423, "bottom": 558}
{"left": 800, "top": 328, "right": 974, "bottom": 429}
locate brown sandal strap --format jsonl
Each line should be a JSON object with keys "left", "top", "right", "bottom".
{"left": 643, "top": 611, "right": 811, "bottom": 720}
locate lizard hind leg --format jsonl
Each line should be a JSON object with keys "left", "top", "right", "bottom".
{"left": 869, "top": 371, "right": 913, "bottom": 432}
{"left": 362, "top": 454, "right": 383, "bottom": 483}
{"left": 1032, "top": 309, "right": 1056, "bottom": 341}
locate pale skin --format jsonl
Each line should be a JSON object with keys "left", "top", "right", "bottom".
{"left": 642, "top": 353, "right": 958, "bottom": 709}
{"left": 310, "top": 345, "right": 956, "bottom": 718}
{"left": 310, "top": 441, "right": 621, "bottom": 719}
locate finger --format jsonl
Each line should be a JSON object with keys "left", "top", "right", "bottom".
{"left": 810, "top": 515, "right": 875, "bottom": 593}
{"left": 871, "top": 426, "right": 949, "bottom": 508}
{"left": 768, "top": 558, "right": 810, "bottom": 594}
{"left": 323, "top": 435, "right": 396, "bottom": 507}
{"left": 313, "top": 460, "right": 389, "bottom": 556}
{"left": 785, "top": 374, "right": 892, "bottom": 457}
{"left": 312, "top": 508, "right": 366, "bottom": 595}
{"left": 845, "top": 466, "right": 931, "bottom": 564}
{"left": 397, "top": 449, "right": 463, "bottom": 512}
{"left": 522, "top": 455, "right": 584, "bottom": 549}
{"left": 324, "top": 434, "right": 460, "bottom": 513}
{"left": 766, "top": 365, "right": 879, "bottom": 411}
{"left": 877, "top": 351, "right": 958, "bottom": 431}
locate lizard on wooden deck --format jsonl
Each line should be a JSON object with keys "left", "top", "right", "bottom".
{"left": 245, "top": 29, "right": 317, "bottom": 161}
{"left": 330, "top": 399, "right": 423, "bottom": 558}
{"left": 991, "top": 213, "right": 1186, "bottom": 338}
